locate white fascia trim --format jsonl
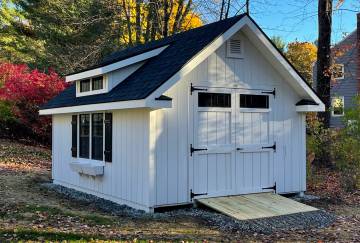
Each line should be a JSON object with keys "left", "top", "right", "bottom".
{"left": 39, "top": 98, "right": 172, "bottom": 115}
{"left": 66, "top": 45, "right": 169, "bottom": 82}
{"left": 296, "top": 104, "right": 325, "bottom": 112}
{"left": 148, "top": 16, "right": 325, "bottom": 111}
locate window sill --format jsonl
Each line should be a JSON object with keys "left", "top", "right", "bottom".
{"left": 76, "top": 88, "right": 108, "bottom": 97}
{"left": 239, "top": 108, "right": 271, "bottom": 113}
{"left": 70, "top": 159, "right": 104, "bottom": 176}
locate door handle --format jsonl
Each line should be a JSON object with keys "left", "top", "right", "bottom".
{"left": 236, "top": 148, "right": 244, "bottom": 151}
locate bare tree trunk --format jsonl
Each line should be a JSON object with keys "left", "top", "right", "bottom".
{"left": 172, "top": 0, "right": 184, "bottom": 33}
{"left": 220, "top": 0, "right": 225, "bottom": 20}
{"left": 225, "top": 0, "right": 231, "bottom": 19}
{"left": 176, "top": 0, "right": 192, "bottom": 32}
{"left": 246, "top": 0, "right": 250, "bottom": 14}
{"left": 316, "top": 0, "right": 332, "bottom": 168}
{"left": 163, "top": 0, "right": 174, "bottom": 37}
{"left": 135, "top": 0, "right": 143, "bottom": 44}
{"left": 144, "top": 1, "right": 153, "bottom": 42}
{"left": 122, "top": 0, "right": 133, "bottom": 45}
{"left": 316, "top": 0, "right": 332, "bottom": 128}
{"left": 151, "top": 1, "right": 160, "bottom": 40}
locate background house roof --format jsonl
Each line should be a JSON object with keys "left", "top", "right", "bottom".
{"left": 42, "top": 14, "right": 246, "bottom": 110}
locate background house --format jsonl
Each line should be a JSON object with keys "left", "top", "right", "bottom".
{"left": 314, "top": 13, "right": 359, "bottom": 128}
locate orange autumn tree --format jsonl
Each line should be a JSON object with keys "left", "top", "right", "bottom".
{"left": 286, "top": 41, "right": 317, "bottom": 83}
{"left": 119, "top": 0, "right": 202, "bottom": 45}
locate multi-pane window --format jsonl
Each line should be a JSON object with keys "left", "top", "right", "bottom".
{"left": 198, "top": 93, "right": 231, "bottom": 107}
{"left": 79, "top": 114, "right": 90, "bottom": 158}
{"left": 80, "top": 79, "right": 91, "bottom": 92}
{"left": 91, "top": 113, "right": 103, "bottom": 161}
{"left": 72, "top": 113, "right": 112, "bottom": 162}
{"left": 331, "top": 97, "right": 344, "bottom": 116}
{"left": 79, "top": 76, "right": 104, "bottom": 93}
{"left": 333, "top": 64, "right": 344, "bottom": 79}
{"left": 92, "top": 76, "right": 103, "bottom": 90}
{"left": 240, "top": 94, "right": 269, "bottom": 109}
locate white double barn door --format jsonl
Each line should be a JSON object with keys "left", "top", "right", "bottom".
{"left": 191, "top": 86, "right": 275, "bottom": 198}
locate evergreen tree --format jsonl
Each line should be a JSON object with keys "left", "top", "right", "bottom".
{"left": 0, "top": 0, "right": 120, "bottom": 74}
{"left": 0, "top": 0, "right": 202, "bottom": 74}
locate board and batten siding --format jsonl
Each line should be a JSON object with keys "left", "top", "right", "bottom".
{"left": 150, "top": 30, "right": 306, "bottom": 206}
{"left": 52, "top": 109, "right": 151, "bottom": 211}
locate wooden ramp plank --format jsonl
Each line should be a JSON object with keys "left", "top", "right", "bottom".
{"left": 197, "top": 193, "right": 318, "bottom": 220}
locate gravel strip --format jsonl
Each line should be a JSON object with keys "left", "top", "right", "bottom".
{"left": 42, "top": 183, "right": 336, "bottom": 234}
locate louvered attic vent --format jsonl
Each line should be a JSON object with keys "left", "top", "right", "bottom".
{"left": 227, "top": 38, "right": 243, "bottom": 58}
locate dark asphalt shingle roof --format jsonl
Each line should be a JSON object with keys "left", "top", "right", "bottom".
{"left": 42, "top": 14, "right": 246, "bottom": 110}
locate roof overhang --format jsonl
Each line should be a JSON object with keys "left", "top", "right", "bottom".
{"left": 148, "top": 15, "right": 325, "bottom": 112}
{"left": 296, "top": 105, "right": 324, "bottom": 112}
{"left": 66, "top": 45, "right": 169, "bottom": 82}
{"left": 39, "top": 98, "right": 172, "bottom": 115}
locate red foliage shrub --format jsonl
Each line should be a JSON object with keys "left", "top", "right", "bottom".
{"left": 0, "top": 63, "right": 67, "bottom": 143}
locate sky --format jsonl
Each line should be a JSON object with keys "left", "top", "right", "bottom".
{"left": 200, "top": 0, "right": 360, "bottom": 45}
{"left": 251, "top": 0, "right": 359, "bottom": 44}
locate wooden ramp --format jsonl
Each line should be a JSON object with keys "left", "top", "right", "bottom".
{"left": 196, "top": 193, "right": 318, "bottom": 220}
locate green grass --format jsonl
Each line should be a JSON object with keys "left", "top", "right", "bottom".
{"left": 23, "top": 204, "right": 63, "bottom": 214}
{"left": 0, "top": 228, "right": 159, "bottom": 242}
{"left": 0, "top": 228, "right": 109, "bottom": 241}
{"left": 19, "top": 204, "right": 116, "bottom": 226}
{"left": 80, "top": 213, "right": 115, "bottom": 226}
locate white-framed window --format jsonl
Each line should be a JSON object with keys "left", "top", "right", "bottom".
{"left": 331, "top": 96, "right": 345, "bottom": 117}
{"left": 76, "top": 75, "right": 108, "bottom": 97}
{"left": 238, "top": 93, "right": 271, "bottom": 113}
{"left": 227, "top": 38, "right": 243, "bottom": 58}
{"left": 198, "top": 92, "right": 231, "bottom": 108}
{"left": 333, "top": 64, "right": 344, "bottom": 80}
{"left": 71, "top": 112, "right": 112, "bottom": 162}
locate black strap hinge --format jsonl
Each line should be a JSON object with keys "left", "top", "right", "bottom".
{"left": 190, "top": 83, "right": 207, "bottom": 95}
{"left": 190, "top": 189, "right": 208, "bottom": 200}
{"left": 190, "top": 144, "right": 207, "bottom": 156}
{"left": 262, "top": 142, "right": 276, "bottom": 152}
{"left": 261, "top": 88, "right": 276, "bottom": 97}
{"left": 262, "top": 182, "right": 276, "bottom": 192}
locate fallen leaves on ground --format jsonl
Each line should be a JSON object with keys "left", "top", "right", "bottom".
{"left": 0, "top": 139, "right": 359, "bottom": 242}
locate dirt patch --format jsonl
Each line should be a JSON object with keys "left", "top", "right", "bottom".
{"left": 0, "top": 139, "right": 359, "bottom": 241}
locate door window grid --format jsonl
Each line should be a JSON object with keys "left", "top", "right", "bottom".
{"left": 240, "top": 94, "right": 269, "bottom": 109}
{"left": 198, "top": 92, "right": 231, "bottom": 107}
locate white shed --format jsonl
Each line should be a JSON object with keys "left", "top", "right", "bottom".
{"left": 40, "top": 14, "right": 325, "bottom": 212}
